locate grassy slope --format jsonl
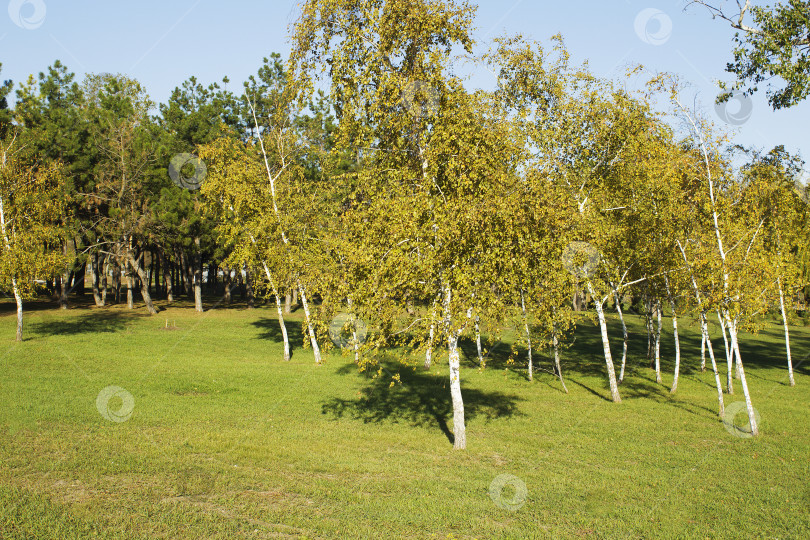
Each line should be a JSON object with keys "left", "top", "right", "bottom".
{"left": 0, "top": 297, "right": 808, "bottom": 539}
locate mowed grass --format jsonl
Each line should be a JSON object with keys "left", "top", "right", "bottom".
{"left": 0, "top": 296, "right": 809, "bottom": 539}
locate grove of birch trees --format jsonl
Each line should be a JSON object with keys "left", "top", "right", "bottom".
{"left": 1, "top": 0, "right": 808, "bottom": 449}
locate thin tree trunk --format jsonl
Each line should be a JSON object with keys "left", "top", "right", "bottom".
{"left": 59, "top": 252, "right": 69, "bottom": 310}
{"left": 193, "top": 243, "right": 203, "bottom": 312}
{"left": 587, "top": 282, "right": 621, "bottom": 403}
{"left": 260, "top": 261, "right": 290, "bottom": 361}
{"left": 701, "top": 312, "right": 725, "bottom": 418}
{"left": 161, "top": 249, "right": 173, "bottom": 303}
{"left": 100, "top": 254, "right": 108, "bottom": 305}
{"left": 778, "top": 278, "right": 795, "bottom": 386}
{"left": 292, "top": 287, "right": 298, "bottom": 308}
{"left": 90, "top": 251, "right": 104, "bottom": 307}
{"left": 424, "top": 296, "right": 439, "bottom": 370}
{"left": 127, "top": 252, "right": 158, "bottom": 315}
{"left": 615, "top": 291, "right": 628, "bottom": 383}
{"left": 520, "top": 289, "right": 533, "bottom": 382}
{"left": 297, "top": 281, "right": 322, "bottom": 364}
{"left": 718, "top": 311, "right": 733, "bottom": 393}
{"left": 552, "top": 322, "right": 568, "bottom": 393}
{"left": 448, "top": 328, "right": 466, "bottom": 450}
{"left": 474, "top": 315, "right": 483, "bottom": 367}
{"left": 112, "top": 257, "right": 121, "bottom": 304}
{"left": 125, "top": 252, "right": 134, "bottom": 309}
{"left": 346, "top": 297, "right": 361, "bottom": 364}
{"left": 284, "top": 290, "right": 292, "bottom": 314}
{"left": 725, "top": 312, "right": 758, "bottom": 435}
{"left": 655, "top": 300, "right": 662, "bottom": 384}
{"left": 646, "top": 296, "right": 654, "bottom": 361}
{"left": 666, "top": 278, "right": 681, "bottom": 393}
{"left": 12, "top": 278, "right": 23, "bottom": 342}
{"left": 0, "top": 190, "right": 25, "bottom": 341}
{"left": 245, "top": 265, "right": 254, "bottom": 309}
{"left": 223, "top": 266, "right": 232, "bottom": 304}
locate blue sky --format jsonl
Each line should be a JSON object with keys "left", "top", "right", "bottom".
{"left": 1, "top": 0, "right": 807, "bottom": 164}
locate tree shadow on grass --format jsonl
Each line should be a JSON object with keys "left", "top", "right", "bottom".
{"left": 250, "top": 317, "right": 305, "bottom": 360}
{"left": 29, "top": 310, "right": 142, "bottom": 337}
{"left": 322, "top": 359, "right": 524, "bottom": 445}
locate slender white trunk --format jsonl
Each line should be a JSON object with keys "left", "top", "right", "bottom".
{"left": 12, "top": 278, "right": 23, "bottom": 342}
{"left": 615, "top": 292, "right": 628, "bottom": 383}
{"left": 347, "top": 297, "right": 360, "bottom": 364}
{"left": 0, "top": 191, "right": 23, "bottom": 341}
{"left": 520, "top": 290, "right": 533, "bottom": 382}
{"left": 718, "top": 311, "right": 733, "bottom": 393}
{"left": 442, "top": 283, "right": 466, "bottom": 450}
{"left": 655, "top": 301, "right": 662, "bottom": 384}
{"left": 250, "top": 106, "right": 320, "bottom": 363}
{"left": 724, "top": 312, "right": 758, "bottom": 435}
{"left": 249, "top": 233, "right": 291, "bottom": 361}
{"left": 475, "top": 316, "right": 483, "bottom": 367}
{"left": 665, "top": 278, "right": 681, "bottom": 393}
{"left": 260, "top": 261, "right": 290, "bottom": 362}
{"left": 552, "top": 323, "right": 568, "bottom": 393}
{"left": 425, "top": 320, "right": 435, "bottom": 369}
{"left": 448, "top": 330, "right": 466, "bottom": 450}
{"left": 778, "top": 279, "right": 795, "bottom": 386}
{"left": 297, "top": 281, "right": 322, "bottom": 364}
{"left": 587, "top": 282, "right": 621, "bottom": 403}
{"left": 701, "top": 313, "right": 725, "bottom": 418}
{"left": 677, "top": 240, "right": 724, "bottom": 416}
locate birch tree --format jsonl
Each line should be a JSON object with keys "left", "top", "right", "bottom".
{"left": 0, "top": 132, "right": 68, "bottom": 341}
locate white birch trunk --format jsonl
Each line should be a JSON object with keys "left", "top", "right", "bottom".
{"left": 425, "top": 296, "right": 438, "bottom": 369}
{"left": 655, "top": 300, "right": 662, "bottom": 384}
{"left": 552, "top": 324, "right": 568, "bottom": 393}
{"left": 346, "top": 297, "right": 360, "bottom": 364}
{"left": 724, "top": 312, "right": 758, "bottom": 435}
{"left": 587, "top": 282, "right": 621, "bottom": 403}
{"left": 778, "top": 279, "right": 795, "bottom": 386}
{"left": 442, "top": 283, "right": 466, "bottom": 450}
{"left": 250, "top": 106, "right": 320, "bottom": 364}
{"left": 718, "top": 311, "right": 733, "bottom": 393}
{"left": 448, "top": 329, "right": 466, "bottom": 450}
{"left": 0, "top": 191, "right": 24, "bottom": 342}
{"left": 475, "top": 315, "right": 483, "bottom": 367}
{"left": 520, "top": 290, "right": 533, "bottom": 382}
{"left": 677, "top": 240, "right": 725, "bottom": 416}
{"left": 701, "top": 313, "right": 725, "bottom": 418}
{"left": 12, "top": 279, "right": 23, "bottom": 342}
{"left": 665, "top": 278, "right": 681, "bottom": 393}
{"left": 260, "top": 261, "right": 290, "bottom": 362}
{"left": 425, "top": 320, "right": 435, "bottom": 369}
{"left": 297, "top": 281, "right": 322, "bottom": 364}
{"left": 615, "top": 292, "right": 628, "bottom": 383}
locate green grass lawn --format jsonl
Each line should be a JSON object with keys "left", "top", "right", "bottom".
{"left": 0, "top": 296, "right": 808, "bottom": 539}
